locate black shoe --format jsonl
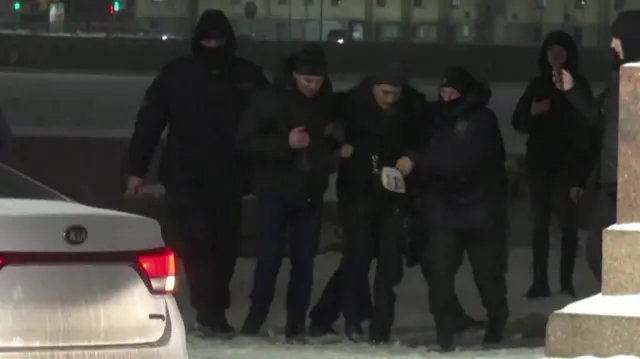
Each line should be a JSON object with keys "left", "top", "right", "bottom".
{"left": 435, "top": 322, "right": 454, "bottom": 352}
{"left": 189, "top": 320, "right": 235, "bottom": 340}
{"left": 524, "top": 283, "right": 550, "bottom": 300}
{"left": 483, "top": 320, "right": 505, "bottom": 345}
{"left": 285, "top": 322, "right": 307, "bottom": 343}
{"left": 454, "top": 314, "right": 485, "bottom": 333}
{"left": 345, "top": 322, "right": 364, "bottom": 343}
{"left": 308, "top": 321, "right": 337, "bottom": 337}
{"left": 240, "top": 316, "right": 263, "bottom": 336}
{"left": 560, "top": 282, "right": 576, "bottom": 297}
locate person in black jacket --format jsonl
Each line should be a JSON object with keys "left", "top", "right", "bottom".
{"left": 555, "top": 10, "right": 640, "bottom": 282}
{"left": 397, "top": 67, "right": 509, "bottom": 351}
{"left": 308, "top": 69, "right": 481, "bottom": 339}
{"left": 236, "top": 45, "right": 339, "bottom": 343}
{"left": 511, "top": 30, "right": 593, "bottom": 299}
{"left": 125, "top": 10, "right": 268, "bottom": 339}
{"left": 332, "top": 64, "right": 418, "bottom": 344}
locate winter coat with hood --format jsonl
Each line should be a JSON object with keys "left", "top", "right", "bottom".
{"left": 335, "top": 78, "right": 429, "bottom": 202}
{"left": 409, "top": 69, "right": 506, "bottom": 229}
{"left": 564, "top": 10, "right": 640, "bottom": 189}
{"left": 236, "top": 49, "right": 339, "bottom": 202}
{"left": 512, "top": 30, "right": 594, "bottom": 176}
{"left": 127, "top": 10, "right": 268, "bottom": 200}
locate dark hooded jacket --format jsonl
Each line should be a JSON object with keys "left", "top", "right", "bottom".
{"left": 236, "top": 51, "right": 338, "bottom": 202}
{"left": 512, "top": 30, "right": 593, "bottom": 176}
{"left": 334, "top": 78, "right": 429, "bottom": 202}
{"left": 565, "top": 10, "right": 640, "bottom": 189}
{"left": 127, "top": 10, "right": 268, "bottom": 199}
{"left": 409, "top": 70, "right": 506, "bottom": 229}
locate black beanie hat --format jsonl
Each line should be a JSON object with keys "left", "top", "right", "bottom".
{"left": 440, "top": 66, "right": 477, "bottom": 96}
{"left": 611, "top": 10, "right": 640, "bottom": 64}
{"left": 373, "top": 61, "right": 407, "bottom": 87}
{"left": 291, "top": 44, "right": 327, "bottom": 76}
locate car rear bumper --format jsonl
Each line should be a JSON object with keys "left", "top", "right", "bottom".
{"left": 0, "top": 297, "right": 188, "bottom": 359}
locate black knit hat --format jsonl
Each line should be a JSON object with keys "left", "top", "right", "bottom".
{"left": 440, "top": 66, "right": 477, "bottom": 96}
{"left": 373, "top": 61, "right": 406, "bottom": 87}
{"left": 291, "top": 44, "right": 327, "bottom": 76}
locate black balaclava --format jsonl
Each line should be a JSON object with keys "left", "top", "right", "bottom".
{"left": 191, "top": 10, "right": 237, "bottom": 70}
{"left": 538, "top": 30, "right": 578, "bottom": 75}
{"left": 291, "top": 44, "right": 328, "bottom": 76}
{"left": 439, "top": 66, "right": 478, "bottom": 113}
{"left": 611, "top": 10, "right": 640, "bottom": 67}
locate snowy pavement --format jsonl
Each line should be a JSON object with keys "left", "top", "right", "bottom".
{"left": 174, "top": 247, "right": 601, "bottom": 359}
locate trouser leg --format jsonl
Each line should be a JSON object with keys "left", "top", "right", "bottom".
{"left": 369, "top": 206, "right": 405, "bottom": 342}
{"left": 285, "top": 197, "right": 323, "bottom": 332}
{"left": 425, "top": 227, "right": 463, "bottom": 348}
{"left": 242, "top": 197, "right": 288, "bottom": 333}
{"left": 165, "top": 194, "right": 239, "bottom": 328}
{"left": 529, "top": 174, "right": 552, "bottom": 288}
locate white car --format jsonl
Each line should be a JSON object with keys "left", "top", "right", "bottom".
{"left": 0, "top": 164, "right": 188, "bottom": 359}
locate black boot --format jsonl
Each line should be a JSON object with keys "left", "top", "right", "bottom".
{"left": 345, "top": 322, "right": 364, "bottom": 343}
{"left": 483, "top": 318, "right": 506, "bottom": 345}
{"left": 435, "top": 319, "right": 455, "bottom": 352}
{"left": 190, "top": 318, "right": 235, "bottom": 340}
{"left": 240, "top": 309, "right": 267, "bottom": 336}
{"left": 285, "top": 321, "right": 307, "bottom": 344}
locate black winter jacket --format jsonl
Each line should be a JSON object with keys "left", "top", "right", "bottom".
{"left": 511, "top": 31, "right": 594, "bottom": 177}
{"left": 127, "top": 10, "right": 268, "bottom": 200}
{"left": 335, "top": 78, "right": 428, "bottom": 202}
{"left": 236, "top": 57, "right": 338, "bottom": 202}
{"left": 410, "top": 82, "right": 507, "bottom": 229}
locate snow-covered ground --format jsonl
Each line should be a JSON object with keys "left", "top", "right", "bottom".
{"left": 175, "top": 247, "right": 601, "bottom": 359}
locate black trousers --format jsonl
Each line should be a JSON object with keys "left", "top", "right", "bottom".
{"left": 309, "top": 256, "right": 373, "bottom": 327}
{"left": 246, "top": 196, "right": 323, "bottom": 327}
{"left": 529, "top": 173, "right": 579, "bottom": 287}
{"left": 425, "top": 227, "right": 509, "bottom": 338}
{"left": 341, "top": 197, "right": 405, "bottom": 340}
{"left": 165, "top": 193, "right": 241, "bottom": 327}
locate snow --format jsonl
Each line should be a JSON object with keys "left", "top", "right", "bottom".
{"left": 558, "top": 293, "right": 640, "bottom": 317}
{"left": 607, "top": 222, "right": 640, "bottom": 231}
{"left": 171, "top": 247, "right": 605, "bottom": 359}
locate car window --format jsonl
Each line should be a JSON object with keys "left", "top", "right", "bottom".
{"left": 0, "top": 164, "right": 69, "bottom": 201}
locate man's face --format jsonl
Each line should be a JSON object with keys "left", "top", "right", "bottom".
{"left": 611, "top": 37, "right": 624, "bottom": 60}
{"left": 546, "top": 44, "right": 567, "bottom": 69}
{"left": 200, "top": 39, "right": 225, "bottom": 48}
{"left": 440, "top": 86, "right": 461, "bottom": 102}
{"left": 293, "top": 72, "right": 324, "bottom": 97}
{"left": 372, "top": 84, "right": 402, "bottom": 110}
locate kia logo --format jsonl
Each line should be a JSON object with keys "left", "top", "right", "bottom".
{"left": 63, "top": 225, "right": 88, "bottom": 245}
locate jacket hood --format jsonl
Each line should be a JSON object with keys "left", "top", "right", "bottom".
{"left": 191, "top": 10, "right": 237, "bottom": 56}
{"left": 272, "top": 54, "right": 333, "bottom": 95}
{"left": 612, "top": 10, "right": 640, "bottom": 64}
{"left": 538, "top": 30, "right": 578, "bottom": 74}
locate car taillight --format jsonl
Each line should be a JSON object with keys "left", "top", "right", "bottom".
{"left": 137, "top": 247, "right": 176, "bottom": 294}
